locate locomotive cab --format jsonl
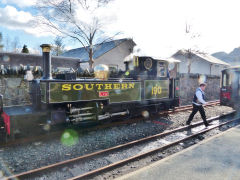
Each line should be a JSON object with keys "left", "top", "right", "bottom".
{"left": 129, "top": 56, "right": 180, "bottom": 99}
{"left": 125, "top": 56, "right": 180, "bottom": 108}
{"left": 129, "top": 56, "right": 168, "bottom": 79}
{"left": 127, "top": 56, "right": 178, "bottom": 79}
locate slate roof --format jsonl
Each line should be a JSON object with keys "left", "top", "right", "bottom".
{"left": 174, "top": 49, "right": 230, "bottom": 66}
{"left": 61, "top": 38, "right": 133, "bottom": 62}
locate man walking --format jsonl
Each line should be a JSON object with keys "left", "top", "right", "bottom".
{"left": 186, "top": 83, "right": 209, "bottom": 127}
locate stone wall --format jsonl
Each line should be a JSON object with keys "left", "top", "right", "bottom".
{"left": 0, "top": 52, "right": 81, "bottom": 106}
{"left": 1, "top": 73, "right": 221, "bottom": 106}
{"left": 0, "top": 77, "right": 31, "bottom": 106}
{"left": 179, "top": 73, "right": 220, "bottom": 105}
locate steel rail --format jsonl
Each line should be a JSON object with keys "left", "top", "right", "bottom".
{"left": 175, "top": 100, "right": 219, "bottom": 110}
{"left": 160, "top": 100, "right": 220, "bottom": 115}
{"left": 5, "top": 110, "right": 234, "bottom": 180}
{"left": 69, "top": 113, "right": 238, "bottom": 180}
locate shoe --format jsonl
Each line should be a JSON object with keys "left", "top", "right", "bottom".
{"left": 204, "top": 123, "right": 209, "bottom": 127}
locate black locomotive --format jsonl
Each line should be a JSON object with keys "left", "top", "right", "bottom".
{"left": 0, "top": 44, "right": 180, "bottom": 139}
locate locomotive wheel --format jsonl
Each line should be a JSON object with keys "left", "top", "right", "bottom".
{"left": 0, "top": 123, "right": 8, "bottom": 142}
{"left": 0, "top": 128, "right": 9, "bottom": 143}
{"left": 4, "top": 133, "right": 9, "bottom": 143}
{"left": 99, "top": 117, "right": 112, "bottom": 124}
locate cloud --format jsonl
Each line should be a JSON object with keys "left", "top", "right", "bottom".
{"left": 65, "top": 46, "right": 74, "bottom": 51}
{"left": 2, "top": 0, "right": 240, "bottom": 56}
{"left": 0, "top": 5, "right": 54, "bottom": 37}
{"left": 0, "top": 6, "right": 34, "bottom": 28}
{"left": 102, "top": 0, "right": 240, "bottom": 57}
{"left": 1, "top": 0, "right": 37, "bottom": 7}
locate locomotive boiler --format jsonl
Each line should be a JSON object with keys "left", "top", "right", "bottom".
{"left": 0, "top": 44, "right": 180, "bottom": 139}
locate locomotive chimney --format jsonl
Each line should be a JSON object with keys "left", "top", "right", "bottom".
{"left": 40, "top": 44, "right": 52, "bottom": 79}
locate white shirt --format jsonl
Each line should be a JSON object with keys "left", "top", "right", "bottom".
{"left": 193, "top": 88, "right": 207, "bottom": 106}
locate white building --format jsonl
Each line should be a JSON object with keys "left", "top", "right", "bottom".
{"left": 62, "top": 38, "right": 136, "bottom": 70}
{"left": 171, "top": 49, "right": 230, "bottom": 76}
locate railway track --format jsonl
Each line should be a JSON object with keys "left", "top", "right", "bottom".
{"left": 160, "top": 100, "right": 220, "bottom": 114}
{"left": 5, "top": 109, "right": 237, "bottom": 180}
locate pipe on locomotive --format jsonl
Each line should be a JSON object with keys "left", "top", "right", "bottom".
{"left": 40, "top": 44, "right": 52, "bottom": 79}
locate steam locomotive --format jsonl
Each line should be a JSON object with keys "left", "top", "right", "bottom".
{"left": 0, "top": 44, "right": 180, "bottom": 139}
{"left": 220, "top": 66, "right": 240, "bottom": 109}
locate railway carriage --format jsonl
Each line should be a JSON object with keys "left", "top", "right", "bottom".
{"left": 0, "top": 44, "right": 180, "bottom": 139}
{"left": 220, "top": 66, "right": 240, "bottom": 109}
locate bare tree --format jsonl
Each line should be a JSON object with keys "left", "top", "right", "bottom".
{"left": 11, "top": 37, "right": 21, "bottom": 53}
{"left": 35, "top": 0, "right": 117, "bottom": 70}
{"left": 29, "top": 44, "right": 42, "bottom": 54}
{"left": 52, "top": 36, "right": 65, "bottom": 56}
{"left": 186, "top": 49, "right": 193, "bottom": 73}
{"left": 184, "top": 22, "right": 201, "bottom": 73}
{"left": 0, "top": 33, "right": 3, "bottom": 51}
{"left": 4, "top": 35, "right": 10, "bottom": 52}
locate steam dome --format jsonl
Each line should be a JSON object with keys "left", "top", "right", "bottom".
{"left": 94, "top": 64, "right": 109, "bottom": 80}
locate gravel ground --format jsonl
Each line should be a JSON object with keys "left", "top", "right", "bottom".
{"left": 166, "top": 105, "right": 233, "bottom": 129}
{"left": 0, "top": 105, "right": 233, "bottom": 178}
{"left": 96, "top": 122, "right": 239, "bottom": 180}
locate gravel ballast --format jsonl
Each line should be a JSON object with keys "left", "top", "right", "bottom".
{"left": 0, "top": 105, "right": 233, "bottom": 178}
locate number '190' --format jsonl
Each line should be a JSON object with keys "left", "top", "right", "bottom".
{"left": 152, "top": 86, "right": 162, "bottom": 95}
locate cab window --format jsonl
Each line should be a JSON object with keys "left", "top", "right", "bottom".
{"left": 157, "top": 62, "right": 167, "bottom": 77}
{"left": 222, "top": 72, "right": 231, "bottom": 87}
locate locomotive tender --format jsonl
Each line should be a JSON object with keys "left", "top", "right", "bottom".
{"left": 0, "top": 44, "right": 179, "bottom": 139}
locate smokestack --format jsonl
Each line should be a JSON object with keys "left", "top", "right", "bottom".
{"left": 40, "top": 44, "right": 52, "bottom": 79}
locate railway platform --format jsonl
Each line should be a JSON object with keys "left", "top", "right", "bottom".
{"left": 117, "top": 125, "right": 240, "bottom": 180}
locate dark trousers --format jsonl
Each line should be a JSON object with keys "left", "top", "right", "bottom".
{"left": 187, "top": 104, "right": 208, "bottom": 126}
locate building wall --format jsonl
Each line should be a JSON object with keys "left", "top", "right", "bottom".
{"left": 0, "top": 77, "right": 30, "bottom": 106}
{"left": 0, "top": 74, "right": 221, "bottom": 106}
{"left": 94, "top": 40, "right": 134, "bottom": 70}
{"left": 178, "top": 57, "right": 210, "bottom": 74}
{"left": 0, "top": 46, "right": 134, "bottom": 106}
{"left": 0, "top": 52, "right": 80, "bottom": 70}
{"left": 211, "top": 64, "right": 228, "bottom": 76}
{"left": 0, "top": 52, "right": 81, "bottom": 106}
{"left": 2, "top": 74, "right": 220, "bottom": 106}
{"left": 179, "top": 73, "right": 220, "bottom": 105}
{"left": 173, "top": 53, "right": 227, "bottom": 76}
{"left": 0, "top": 50, "right": 222, "bottom": 106}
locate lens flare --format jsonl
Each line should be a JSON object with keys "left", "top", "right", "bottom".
{"left": 43, "top": 124, "right": 51, "bottom": 131}
{"left": 61, "top": 129, "right": 79, "bottom": 146}
{"left": 141, "top": 110, "right": 149, "bottom": 118}
{"left": 2, "top": 55, "right": 10, "bottom": 62}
